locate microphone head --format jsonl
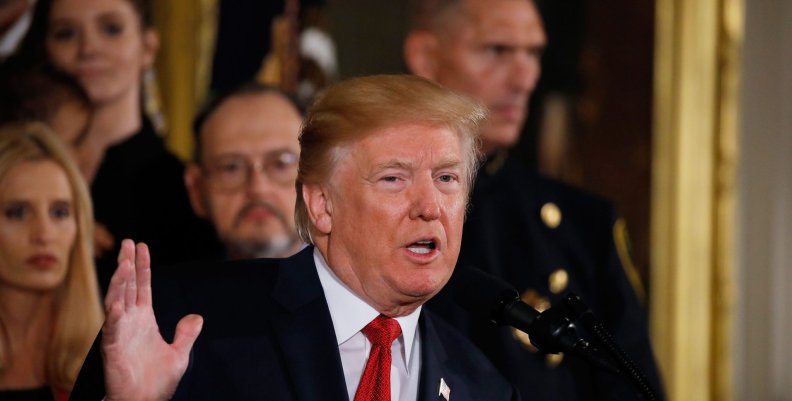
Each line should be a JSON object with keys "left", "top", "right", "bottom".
{"left": 449, "top": 266, "right": 521, "bottom": 325}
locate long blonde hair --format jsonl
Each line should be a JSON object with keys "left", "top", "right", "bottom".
{"left": 0, "top": 121, "right": 103, "bottom": 392}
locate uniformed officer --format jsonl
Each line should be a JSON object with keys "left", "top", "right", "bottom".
{"left": 403, "top": 0, "right": 665, "bottom": 399}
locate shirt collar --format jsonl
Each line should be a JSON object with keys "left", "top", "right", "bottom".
{"left": 313, "top": 248, "right": 421, "bottom": 367}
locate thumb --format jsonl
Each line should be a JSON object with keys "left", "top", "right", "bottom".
{"left": 172, "top": 314, "right": 203, "bottom": 357}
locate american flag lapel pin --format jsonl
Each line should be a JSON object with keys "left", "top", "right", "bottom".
{"left": 439, "top": 377, "right": 451, "bottom": 400}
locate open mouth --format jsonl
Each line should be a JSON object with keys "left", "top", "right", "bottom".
{"left": 407, "top": 240, "right": 436, "bottom": 255}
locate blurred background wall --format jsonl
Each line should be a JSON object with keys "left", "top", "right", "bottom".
{"left": 736, "top": 0, "right": 792, "bottom": 399}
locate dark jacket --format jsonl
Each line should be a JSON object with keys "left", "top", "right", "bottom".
{"left": 70, "top": 247, "right": 517, "bottom": 401}
{"left": 90, "top": 118, "right": 221, "bottom": 290}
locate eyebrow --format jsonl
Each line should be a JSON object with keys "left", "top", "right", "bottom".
{"left": 49, "top": 11, "right": 125, "bottom": 25}
{"left": 372, "top": 157, "right": 463, "bottom": 173}
{"left": 209, "top": 147, "right": 297, "bottom": 158}
{"left": 0, "top": 198, "right": 73, "bottom": 206}
{"left": 373, "top": 160, "right": 413, "bottom": 172}
{"left": 433, "top": 158, "right": 464, "bottom": 172}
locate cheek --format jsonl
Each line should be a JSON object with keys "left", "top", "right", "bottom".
{"left": 443, "top": 199, "right": 467, "bottom": 236}
{"left": 0, "top": 225, "right": 24, "bottom": 269}
{"left": 46, "top": 42, "right": 77, "bottom": 72}
{"left": 59, "top": 219, "right": 78, "bottom": 256}
{"left": 117, "top": 40, "right": 149, "bottom": 72}
{"left": 275, "top": 187, "right": 298, "bottom": 214}
{"left": 208, "top": 194, "right": 243, "bottom": 233}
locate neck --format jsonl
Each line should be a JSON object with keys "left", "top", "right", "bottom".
{"left": 0, "top": 286, "right": 55, "bottom": 341}
{"left": 315, "top": 238, "right": 423, "bottom": 318}
{"left": 87, "top": 87, "right": 143, "bottom": 150}
{"left": 0, "top": 286, "right": 54, "bottom": 389}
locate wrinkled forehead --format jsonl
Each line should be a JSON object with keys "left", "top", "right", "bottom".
{"left": 322, "top": 122, "right": 473, "bottom": 178}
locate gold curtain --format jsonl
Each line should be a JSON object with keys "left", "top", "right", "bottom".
{"left": 152, "top": 0, "right": 218, "bottom": 161}
{"left": 651, "top": 0, "right": 742, "bottom": 400}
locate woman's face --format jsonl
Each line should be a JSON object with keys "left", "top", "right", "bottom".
{"left": 0, "top": 160, "right": 77, "bottom": 292}
{"left": 45, "top": 0, "right": 157, "bottom": 105}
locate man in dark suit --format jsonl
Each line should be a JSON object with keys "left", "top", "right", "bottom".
{"left": 70, "top": 74, "right": 517, "bottom": 401}
{"left": 403, "top": 0, "right": 664, "bottom": 399}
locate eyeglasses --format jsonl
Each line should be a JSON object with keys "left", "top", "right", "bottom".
{"left": 202, "top": 150, "right": 299, "bottom": 191}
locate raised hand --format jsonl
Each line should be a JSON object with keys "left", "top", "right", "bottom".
{"left": 101, "top": 239, "right": 203, "bottom": 401}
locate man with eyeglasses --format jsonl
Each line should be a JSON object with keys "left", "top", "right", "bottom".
{"left": 185, "top": 82, "right": 304, "bottom": 260}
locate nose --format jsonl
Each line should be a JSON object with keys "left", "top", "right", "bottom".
{"left": 409, "top": 177, "right": 441, "bottom": 221}
{"left": 78, "top": 28, "right": 99, "bottom": 58}
{"left": 246, "top": 162, "right": 274, "bottom": 197}
{"left": 31, "top": 213, "right": 54, "bottom": 245}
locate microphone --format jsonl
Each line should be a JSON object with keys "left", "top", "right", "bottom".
{"left": 450, "top": 266, "right": 540, "bottom": 339}
{"left": 450, "top": 267, "right": 660, "bottom": 400}
{"left": 450, "top": 267, "right": 604, "bottom": 356}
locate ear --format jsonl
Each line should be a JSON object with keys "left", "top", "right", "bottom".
{"left": 184, "top": 164, "right": 208, "bottom": 218}
{"left": 141, "top": 29, "right": 160, "bottom": 69}
{"left": 403, "top": 31, "right": 440, "bottom": 79}
{"left": 302, "top": 183, "right": 333, "bottom": 235}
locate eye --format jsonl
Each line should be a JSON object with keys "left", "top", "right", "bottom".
{"left": 3, "top": 204, "right": 26, "bottom": 220}
{"left": 381, "top": 176, "right": 400, "bottom": 183}
{"left": 51, "top": 201, "right": 72, "bottom": 220}
{"left": 101, "top": 21, "right": 124, "bottom": 37}
{"left": 218, "top": 160, "right": 245, "bottom": 174}
{"left": 270, "top": 152, "right": 298, "bottom": 171}
{"left": 437, "top": 174, "right": 457, "bottom": 183}
{"left": 50, "top": 26, "right": 78, "bottom": 41}
{"left": 484, "top": 44, "right": 511, "bottom": 58}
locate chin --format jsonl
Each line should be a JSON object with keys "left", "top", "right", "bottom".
{"left": 399, "top": 273, "right": 449, "bottom": 299}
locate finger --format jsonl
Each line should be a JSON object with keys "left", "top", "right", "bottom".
{"left": 102, "top": 300, "right": 124, "bottom": 341}
{"left": 124, "top": 259, "right": 137, "bottom": 311}
{"left": 117, "top": 238, "right": 135, "bottom": 265}
{"left": 105, "top": 256, "right": 131, "bottom": 313}
{"left": 172, "top": 314, "right": 204, "bottom": 358}
{"left": 118, "top": 240, "right": 138, "bottom": 310}
{"left": 136, "top": 243, "right": 152, "bottom": 307}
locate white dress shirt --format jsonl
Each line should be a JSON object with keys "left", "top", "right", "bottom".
{"left": 314, "top": 248, "right": 422, "bottom": 401}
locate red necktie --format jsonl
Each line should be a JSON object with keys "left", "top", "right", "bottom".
{"left": 354, "top": 315, "right": 402, "bottom": 401}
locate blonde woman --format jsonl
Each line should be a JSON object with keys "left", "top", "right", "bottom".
{"left": 0, "top": 122, "right": 102, "bottom": 401}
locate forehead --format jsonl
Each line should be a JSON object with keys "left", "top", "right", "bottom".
{"left": 50, "top": 0, "right": 138, "bottom": 20}
{"left": 345, "top": 124, "right": 464, "bottom": 167}
{"left": 451, "top": 0, "right": 544, "bottom": 42}
{"left": 201, "top": 93, "right": 302, "bottom": 156}
{"left": 0, "top": 160, "right": 72, "bottom": 200}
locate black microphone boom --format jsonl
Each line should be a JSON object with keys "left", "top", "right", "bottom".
{"left": 449, "top": 266, "right": 659, "bottom": 400}
{"left": 451, "top": 266, "right": 594, "bottom": 355}
{"left": 450, "top": 265, "right": 540, "bottom": 334}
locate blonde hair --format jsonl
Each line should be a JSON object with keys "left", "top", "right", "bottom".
{"left": 0, "top": 122, "right": 103, "bottom": 392}
{"left": 295, "top": 74, "right": 487, "bottom": 244}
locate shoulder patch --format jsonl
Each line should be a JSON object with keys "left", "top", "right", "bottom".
{"left": 613, "top": 218, "right": 646, "bottom": 303}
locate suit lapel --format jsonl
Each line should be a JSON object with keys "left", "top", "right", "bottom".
{"left": 270, "top": 247, "right": 350, "bottom": 401}
{"left": 418, "top": 312, "right": 449, "bottom": 401}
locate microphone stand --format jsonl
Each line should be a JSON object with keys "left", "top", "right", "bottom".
{"left": 528, "top": 293, "right": 660, "bottom": 401}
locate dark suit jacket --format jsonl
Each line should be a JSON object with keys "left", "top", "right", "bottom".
{"left": 428, "top": 155, "right": 664, "bottom": 401}
{"left": 70, "top": 246, "right": 516, "bottom": 401}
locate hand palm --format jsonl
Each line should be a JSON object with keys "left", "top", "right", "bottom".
{"left": 102, "top": 240, "right": 203, "bottom": 401}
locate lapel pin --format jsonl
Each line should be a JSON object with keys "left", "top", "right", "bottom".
{"left": 439, "top": 377, "right": 451, "bottom": 400}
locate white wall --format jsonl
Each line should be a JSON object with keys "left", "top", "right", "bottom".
{"left": 736, "top": 0, "right": 792, "bottom": 399}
